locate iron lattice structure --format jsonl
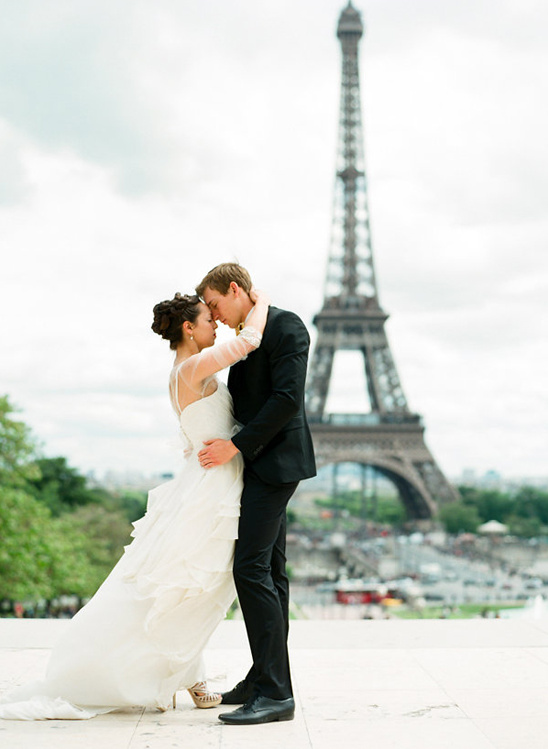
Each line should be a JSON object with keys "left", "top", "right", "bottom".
{"left": 306, "top": 2, "right": 458, "bottom": 519}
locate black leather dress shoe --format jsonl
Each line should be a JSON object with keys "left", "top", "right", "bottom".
{"left": 220, "top": 680, "right": 254, "bottom": 705}
{"left": 219, "top": 695, "right": 295, "bottom": 725}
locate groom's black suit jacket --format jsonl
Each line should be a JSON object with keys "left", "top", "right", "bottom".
{"left": 228, "top": 306, "right": 316, "bottom": 486}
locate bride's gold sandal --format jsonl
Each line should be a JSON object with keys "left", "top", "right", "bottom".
{"left": 157, "top": 684, "right": 220, "bottom": 711}
{"left": 156, "top": 693, "right": 177, "bottom": 712}
{"left": 187, "top": 681, "right": 222, "bottom": 709}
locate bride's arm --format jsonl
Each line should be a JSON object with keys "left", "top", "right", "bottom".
{"left": 180, "top": 290, "right": 270, "bottom": 387}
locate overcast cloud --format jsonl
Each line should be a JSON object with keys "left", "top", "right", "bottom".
{"left": 1, "top": 0, "right": 547, "bottom": 481}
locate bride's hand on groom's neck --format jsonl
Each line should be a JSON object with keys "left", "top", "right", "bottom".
{"left": 250, "top": 288, "right": 271, "bottom": 306}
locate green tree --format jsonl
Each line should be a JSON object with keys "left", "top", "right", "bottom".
{"left": 315, "top": 490, "right": 406, "bottom": 527}
{"left": 0, "top": 489, "right": 103, "bottom": 601}
{"left": 375, "top": 496, "right": 406, "bottom": 525}
{"left": 53, "top": 505, "right": 132, "bottom": 595}
{"left": 438, "top": 502, "right": 481, "bottom": 534}
{"left": 0, "top": 396, "right": 39, "bottom": 487}
{"left": 28, "top": 456, "right": 110, "bottom": 516}
{"left": 514, "top": 487, "right": 548, "bottom": 525}
{"left": 0, "top": 488, "right": 56, "bottom": 600}
{"left": 0, "top": 396, "right": 131, "bottom": 603}
{"left": 506, "top": 514, "right": 542, "bottom": 539}
{"left": 104, "top": 489, "right": 147, "bottom": 523}
{"left": 458, "top": 486, "right": 514, "bottom": 523}
{"left": 0, "top": 397, "right": 51, "bottom": 599}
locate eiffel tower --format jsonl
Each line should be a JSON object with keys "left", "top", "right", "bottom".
{"left": 306, "top": 2, "right": 458, "bottom": 520}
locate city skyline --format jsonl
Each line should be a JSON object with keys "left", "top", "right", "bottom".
{"left": 1, "top": 0, "right": 547, "bottom": 479}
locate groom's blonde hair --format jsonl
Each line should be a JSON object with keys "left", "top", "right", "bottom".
{"left": 196, "top": 262, "right": 253, "bottom": 297}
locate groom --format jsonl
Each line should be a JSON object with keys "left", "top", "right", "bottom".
{"left": 196, "top": 263, "right": 316, "bottom": 725}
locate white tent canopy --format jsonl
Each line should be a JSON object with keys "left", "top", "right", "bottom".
{"left": 478, "top": 520, "right": 509, "bottom": 534}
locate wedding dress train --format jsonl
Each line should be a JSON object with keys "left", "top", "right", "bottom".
{"left": 0, "top": 382, "right": 242, "bottom": 720}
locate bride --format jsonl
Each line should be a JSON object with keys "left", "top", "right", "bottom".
{"left": 0, "top": 289, "right": 269, "bottom": 720}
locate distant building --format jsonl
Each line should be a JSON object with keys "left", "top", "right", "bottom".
{"left": 459, "top": 468, "right": 477, "bottom": 486}
{"left": 479, "top": 470, "right": 503, "bottom": 490}
{"left": 456, "top": 468, "right": 548, "bottom": 493}
{"left": 93, "top": 470, "right": 173, "bottom": 492}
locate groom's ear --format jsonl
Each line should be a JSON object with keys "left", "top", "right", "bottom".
{"left": 228, "top": 281, "right": 240, "bottom": 296}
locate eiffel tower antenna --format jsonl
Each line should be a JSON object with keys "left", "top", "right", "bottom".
{"left": 326, "top": 1, "right": 378, "bottom": 305}
{"left": 306, "top": 2, "right": 458, "bottom": 519}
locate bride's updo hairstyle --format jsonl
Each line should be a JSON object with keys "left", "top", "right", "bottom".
{"left": 152, "top": 293, "right": 201, "bottom": 350}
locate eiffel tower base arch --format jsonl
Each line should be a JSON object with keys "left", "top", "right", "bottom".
{"left": 310, "top": 423, "right": 459, "bottom": 521}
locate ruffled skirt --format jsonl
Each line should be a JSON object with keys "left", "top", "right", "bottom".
{"left": 0, "top": 453, "right": 243, "bottom": 720}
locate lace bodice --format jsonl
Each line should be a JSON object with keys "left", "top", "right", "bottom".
{"left": 168, "top": 325, "right": 262, "bottom": 414}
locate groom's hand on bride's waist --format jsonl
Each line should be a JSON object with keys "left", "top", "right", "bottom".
{"left": 198, "top": 439, "right": 240, "bottom": 469}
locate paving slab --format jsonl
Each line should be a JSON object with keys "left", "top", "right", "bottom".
{"left": 2, "top": 618, "right": 548, "bottom": 748}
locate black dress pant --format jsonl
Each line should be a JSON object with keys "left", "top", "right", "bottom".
{"left": 233, "top": 467, "right": 298, "bottom": 701}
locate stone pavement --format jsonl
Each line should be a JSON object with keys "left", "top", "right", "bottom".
{"left": 2, "top": 617, "right": 548, "bottom": 748}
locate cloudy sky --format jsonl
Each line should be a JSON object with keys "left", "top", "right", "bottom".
{"left": 1, "top": 0, "right": 546, "bottom": 481}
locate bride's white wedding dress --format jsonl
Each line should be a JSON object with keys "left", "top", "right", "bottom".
{"left": 0, "top": 327, "right": 262, "bottom": 721}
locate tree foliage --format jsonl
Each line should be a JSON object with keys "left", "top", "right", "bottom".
{"left": 0, "top": 395, "right": 141, "bottom": 607}
{"left": 436, "top": 485, "right": 548, "bottom": 537}
{"left": 0, "top": 488, "right": 57, "bottom": 600}
{"left": 457, "top": 486, "right": 513, "bottom": 523}
{"left": 438, "top": 502, "right": 481, "bottom": 535}
{"left": 0, "top": 396, "right": 39, "bottom": 487}
{"left": 28, "top": 457, "right": 109, "bottom": 516}
{"left": 314, "top": 489, "right": 406, "bottom": 526}
{"left": 57, "top": 505, "right": 132, "bottom": 592}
